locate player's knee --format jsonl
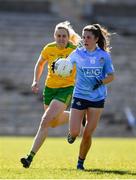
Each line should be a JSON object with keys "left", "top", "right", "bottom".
{"left": 50, "top": 124, "right": 57, "bottom": 128}
{"left": 50, "top": 120, "right": 58, "bottom": 128}
{"left": 45, "top": 117, "right": 58, "bottom": 128}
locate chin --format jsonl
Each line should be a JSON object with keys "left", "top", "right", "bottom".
{"left": 60, "top": 44, "right": 66, "bottom": 48}
{"left": 85, "top": 45, "right": 88, "bottom": 49}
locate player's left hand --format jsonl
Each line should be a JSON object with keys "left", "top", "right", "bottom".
{"left": 93, "top": 78, "right": 103, "bottom": 90}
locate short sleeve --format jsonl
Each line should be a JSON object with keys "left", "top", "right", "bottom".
{"left": 40, "top": 46, "right": 49, "bottom": 61}
{"left": 104, "top": 53, "right": 115, "bottom": 74}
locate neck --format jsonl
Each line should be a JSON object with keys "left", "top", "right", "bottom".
{"left": 57, "top": 43, "right": 69, "bottom": 49}
{"left": 86, "top": 45, "right": 97, "bottom": 52}
{"left": 57, "top": 45, "right": 65, "bottom": 49}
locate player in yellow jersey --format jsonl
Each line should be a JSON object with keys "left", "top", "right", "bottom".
{"left": 20, "top": 21, "right": 81, "bottom": 168}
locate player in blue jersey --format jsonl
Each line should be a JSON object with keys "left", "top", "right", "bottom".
{"left": 67, "top": 24, "right": 115, "bottom": 170}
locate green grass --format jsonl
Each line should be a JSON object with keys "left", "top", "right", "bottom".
{"left": 0, "top": 137, "right": 136, "bottom": 179}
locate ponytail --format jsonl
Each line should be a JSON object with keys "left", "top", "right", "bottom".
{"left": 83, "top": 24, "right": 111, "bottom": 52}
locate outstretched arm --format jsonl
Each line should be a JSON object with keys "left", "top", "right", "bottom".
{"left": 32, "top": 55, "right": 47, "bottom": 93}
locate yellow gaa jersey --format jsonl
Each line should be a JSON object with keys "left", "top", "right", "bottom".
{"left": 41, "top": 42, "right": 76, "bottom": 88}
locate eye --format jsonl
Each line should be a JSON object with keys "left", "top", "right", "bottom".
{"left": 57, "top": 34, "right": 61, "bottom": 38}
{"left": 87, "top": 36, "right": 91, "bottom": 39}
{"left": 62, "top": 35, "right": 67, "bottom": 38}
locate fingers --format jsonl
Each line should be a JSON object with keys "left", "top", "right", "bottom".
{"left": 31, "top": 81, "right": 39, "bottom": 93}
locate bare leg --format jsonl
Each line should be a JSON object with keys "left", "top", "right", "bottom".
{"left": 31, "top": 100, "right": 67, "bottom": 154}
{"left": 69, "top": 108, "right": 85, "bottom": 138}
{"left": 76, "top": 108, "right": 103, "bottom": 170}
{"left": 49, "top": 110, "right": 70, "bottom": 127}
{"left": 79, "top": 108, "right": 103, "bottom": 159}
{"left": 20, "top": 100, "right": 68, "bottom": 168}
{"left": 31, "top": 120, "right": 48, "bottom": 154}
{"left": 30, "top": 110, "right": 70, "bottom": 152}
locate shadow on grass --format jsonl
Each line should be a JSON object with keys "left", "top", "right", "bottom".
{"left": 85, "top": 168, "right": 136, "bottom": 176}
{"left": 61, "top": 168, "right": 136, "bottom": 176}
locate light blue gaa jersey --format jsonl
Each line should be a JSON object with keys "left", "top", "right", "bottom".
{"left": 67, "top": 46, "right": 115, "bottom": 101}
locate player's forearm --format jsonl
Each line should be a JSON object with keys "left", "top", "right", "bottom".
{"left": 33, "top": 63, "right": 44, "bottom": 83}
{"left": 102, "top": 74, "right": 115, "bottom": 85}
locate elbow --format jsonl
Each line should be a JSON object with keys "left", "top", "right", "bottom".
{"left": 107, "top": 74, "right": 115, "bottom": 83}
{"left": 108, "top": 74, "right": 115, "bottom": 84}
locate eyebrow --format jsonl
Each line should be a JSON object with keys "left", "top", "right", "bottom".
{"left": 57, "top": 34, "right": 67, "bottom": 36}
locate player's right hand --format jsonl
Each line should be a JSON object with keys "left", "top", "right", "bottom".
{"left": 31, "top": 81, "right": 39, "bottom": 93}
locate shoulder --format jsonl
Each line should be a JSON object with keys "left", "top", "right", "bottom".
{"left": 75, "top": 47, "right": 86, "bottom": 56}
{"left": 41, "top": 42, "right": 57, "bottom": 58}
{"left": 41, "top": 42, "right": 57, "bottom": 55}
{"left": 43, "top": 42, "right": 57, "bottom": 50}
{"left": 72, "top": 46, "right": 83, "bottom": 52}
{"left": 70, "top": 46, "right": 83, "bottom": 55}
{"left": 98, "top": 48, "right": 111, "bottom": 59}
{"left": 69, "top": 47, "right": 84, "bottom": 60}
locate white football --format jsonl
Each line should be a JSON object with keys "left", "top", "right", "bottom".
{"left": 54, "top": 58, "right": 73, "bottom": 77}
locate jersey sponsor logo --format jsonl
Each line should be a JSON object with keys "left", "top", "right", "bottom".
{"left": 82, "top": 67, "right": 102, "bottom": 77}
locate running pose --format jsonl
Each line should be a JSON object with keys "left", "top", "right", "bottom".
{"left": 67, "top": 24, "right": 115, "bottom": 170}
{"left": 20, "top": 21, "right": 81, "bottom": 168}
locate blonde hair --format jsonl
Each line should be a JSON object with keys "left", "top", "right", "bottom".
{"left": 54, "top": 21, "right": 81, "bottom": 46}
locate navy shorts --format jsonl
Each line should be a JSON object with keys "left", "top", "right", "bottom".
{"left": 71, "top": 97, "right": 105, "bottom": 110}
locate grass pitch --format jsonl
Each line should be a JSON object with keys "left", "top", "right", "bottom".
{"left": 0, "top": 137, "right": 136, "bottom": 179}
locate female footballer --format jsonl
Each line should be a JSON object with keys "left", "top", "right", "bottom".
{"left": 20, "top": 21, "right": 81, "bottom": 168}
{"left": 67, "top": 24, "right": 115, "bottom": 170}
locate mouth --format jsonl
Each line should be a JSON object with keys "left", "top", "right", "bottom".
{"left": 84, "top": 43, "right": 88, "bottom": 46}
{"left": 59, "top": 41, "right": 65, "bottom": 44}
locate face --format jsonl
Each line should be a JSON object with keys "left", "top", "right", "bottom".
{"left": 54, "top": 28, "right": 69, "bottom": 48}
{"left": 82, "top": 30, "right": 98, "bottom": 51}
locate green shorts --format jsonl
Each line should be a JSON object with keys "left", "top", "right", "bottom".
{"left": 43, "top": 86, "right": 74, "bottom": 106}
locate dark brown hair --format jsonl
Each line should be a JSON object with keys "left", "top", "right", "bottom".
{"left": 83, "top": 24, "right": 111, "bottom": 52}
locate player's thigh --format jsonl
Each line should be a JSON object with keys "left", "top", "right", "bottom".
{"left": 44, "top": 99, "right": 67, "bottom": 126}
{"left": 48, "top": 99, "right": 68, "bottom": 127}
{"left": 86, "top": 107, "right": 103, "bottom": 131}
{"left": 69, "top": 108, "right": 85, "bottom": 136}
